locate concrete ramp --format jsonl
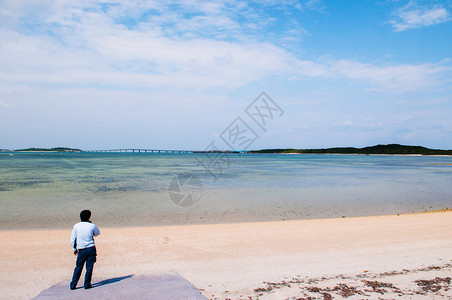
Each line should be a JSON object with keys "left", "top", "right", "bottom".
{"left": 33, "top": 273, "right": 207, "bottom": 300}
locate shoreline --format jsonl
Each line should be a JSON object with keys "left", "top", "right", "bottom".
{"left": 1, "top": 210, "right": 451, "bottom": 299}
{"left": 1, "top": 208, "right": 451, "bottom": 232}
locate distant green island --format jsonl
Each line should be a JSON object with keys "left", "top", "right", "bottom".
{"left": 250, "top": 144, "right": 452, "bottom": 155}
{"left": 10, "top": 147, "right": 82, "bottom": 152}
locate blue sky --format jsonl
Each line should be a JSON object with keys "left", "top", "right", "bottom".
{"left": 0, "top": 0, "right": 451, "bottom": 150}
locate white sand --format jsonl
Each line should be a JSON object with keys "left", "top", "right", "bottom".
{"left": 0, "top": 211, "right": 451, "bottom": 299}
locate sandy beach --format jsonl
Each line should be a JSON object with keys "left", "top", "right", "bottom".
{"left": 0, "top": 211, "right": 451, "bottom": 299}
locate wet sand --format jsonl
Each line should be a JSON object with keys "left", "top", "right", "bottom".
{"left": 0, "top": 211, "right": 451, "bottom": 299}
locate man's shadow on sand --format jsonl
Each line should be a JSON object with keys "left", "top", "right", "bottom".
{"left": 76, "top": 274, "right": 134, "bottom": 289}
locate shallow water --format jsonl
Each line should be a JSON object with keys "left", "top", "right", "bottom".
{"left": 0, "top": 152, "right": 451, "bottom": 229}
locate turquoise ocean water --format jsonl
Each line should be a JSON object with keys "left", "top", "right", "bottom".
{"left": 0, "top": 152, "right": 451, "bottom": 229}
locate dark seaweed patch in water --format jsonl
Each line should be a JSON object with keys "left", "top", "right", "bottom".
{"left": 76, "top": 177, "right": 120, "bottom": 185}
{"left": 90, "top": 180, "right": 166, "bottom": 193}
{"left": 92, "top": 184, "right": 143, "bottom": 193}
{"left": 0, "top": 179, "right": 52, "bottom": 191}
{"left": 0, "top": 183, "right": 11, "bottom": 191}
{"left": 16, "top": 180, "right": 52, "bottom": 187}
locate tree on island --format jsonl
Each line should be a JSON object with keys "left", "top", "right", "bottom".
{"left": 249, "top": 144, "right": 452, "bottom": 155}
{"left": 14, "top": 147, "right": 82, "bottom": 152}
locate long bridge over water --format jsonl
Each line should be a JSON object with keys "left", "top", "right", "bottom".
{"left": 84, "top": 149, "right": 193, "bottom": 153}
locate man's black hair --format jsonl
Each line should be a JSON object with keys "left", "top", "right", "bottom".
{"left": 80, "top": 210, "right": 91, "bottom": 222}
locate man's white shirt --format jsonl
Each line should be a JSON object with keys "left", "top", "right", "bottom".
{"left": 71, "top": 222, "right": 100, "bottom": 250}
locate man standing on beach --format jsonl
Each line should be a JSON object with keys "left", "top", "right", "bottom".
{"left": 70, "top": 210, "right": 100, "bottom": 290}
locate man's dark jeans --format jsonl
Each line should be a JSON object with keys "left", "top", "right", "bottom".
{"left": 70, "top": 246, "right": 97, "bottom": 289}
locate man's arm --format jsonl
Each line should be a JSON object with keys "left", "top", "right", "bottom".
{"left": 93, "top": 224, "right": 100, "bottom": 237}
{"left": 70, "top": 226, "right": 77, "bottom": 250}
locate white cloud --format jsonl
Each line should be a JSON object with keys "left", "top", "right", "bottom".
{"left": 2, "top": 22, "right": 449, "bottom": 94}
{"left": 0, "top": 0, "right": 308, "bottom": 90}
{"left": 0, "top": 0, "right": 451, "bottom": 96}
{"left": 325, "top": 59, "right": 450, "bottom": 92}
{"left": 390, "top": 4, "right": 450, "bottom": 32}
{"left": 0, "top": 27, "right": 297, "bottom": 89}
{"left": 293, "top": 58, "right": 451, "bottom": 92}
